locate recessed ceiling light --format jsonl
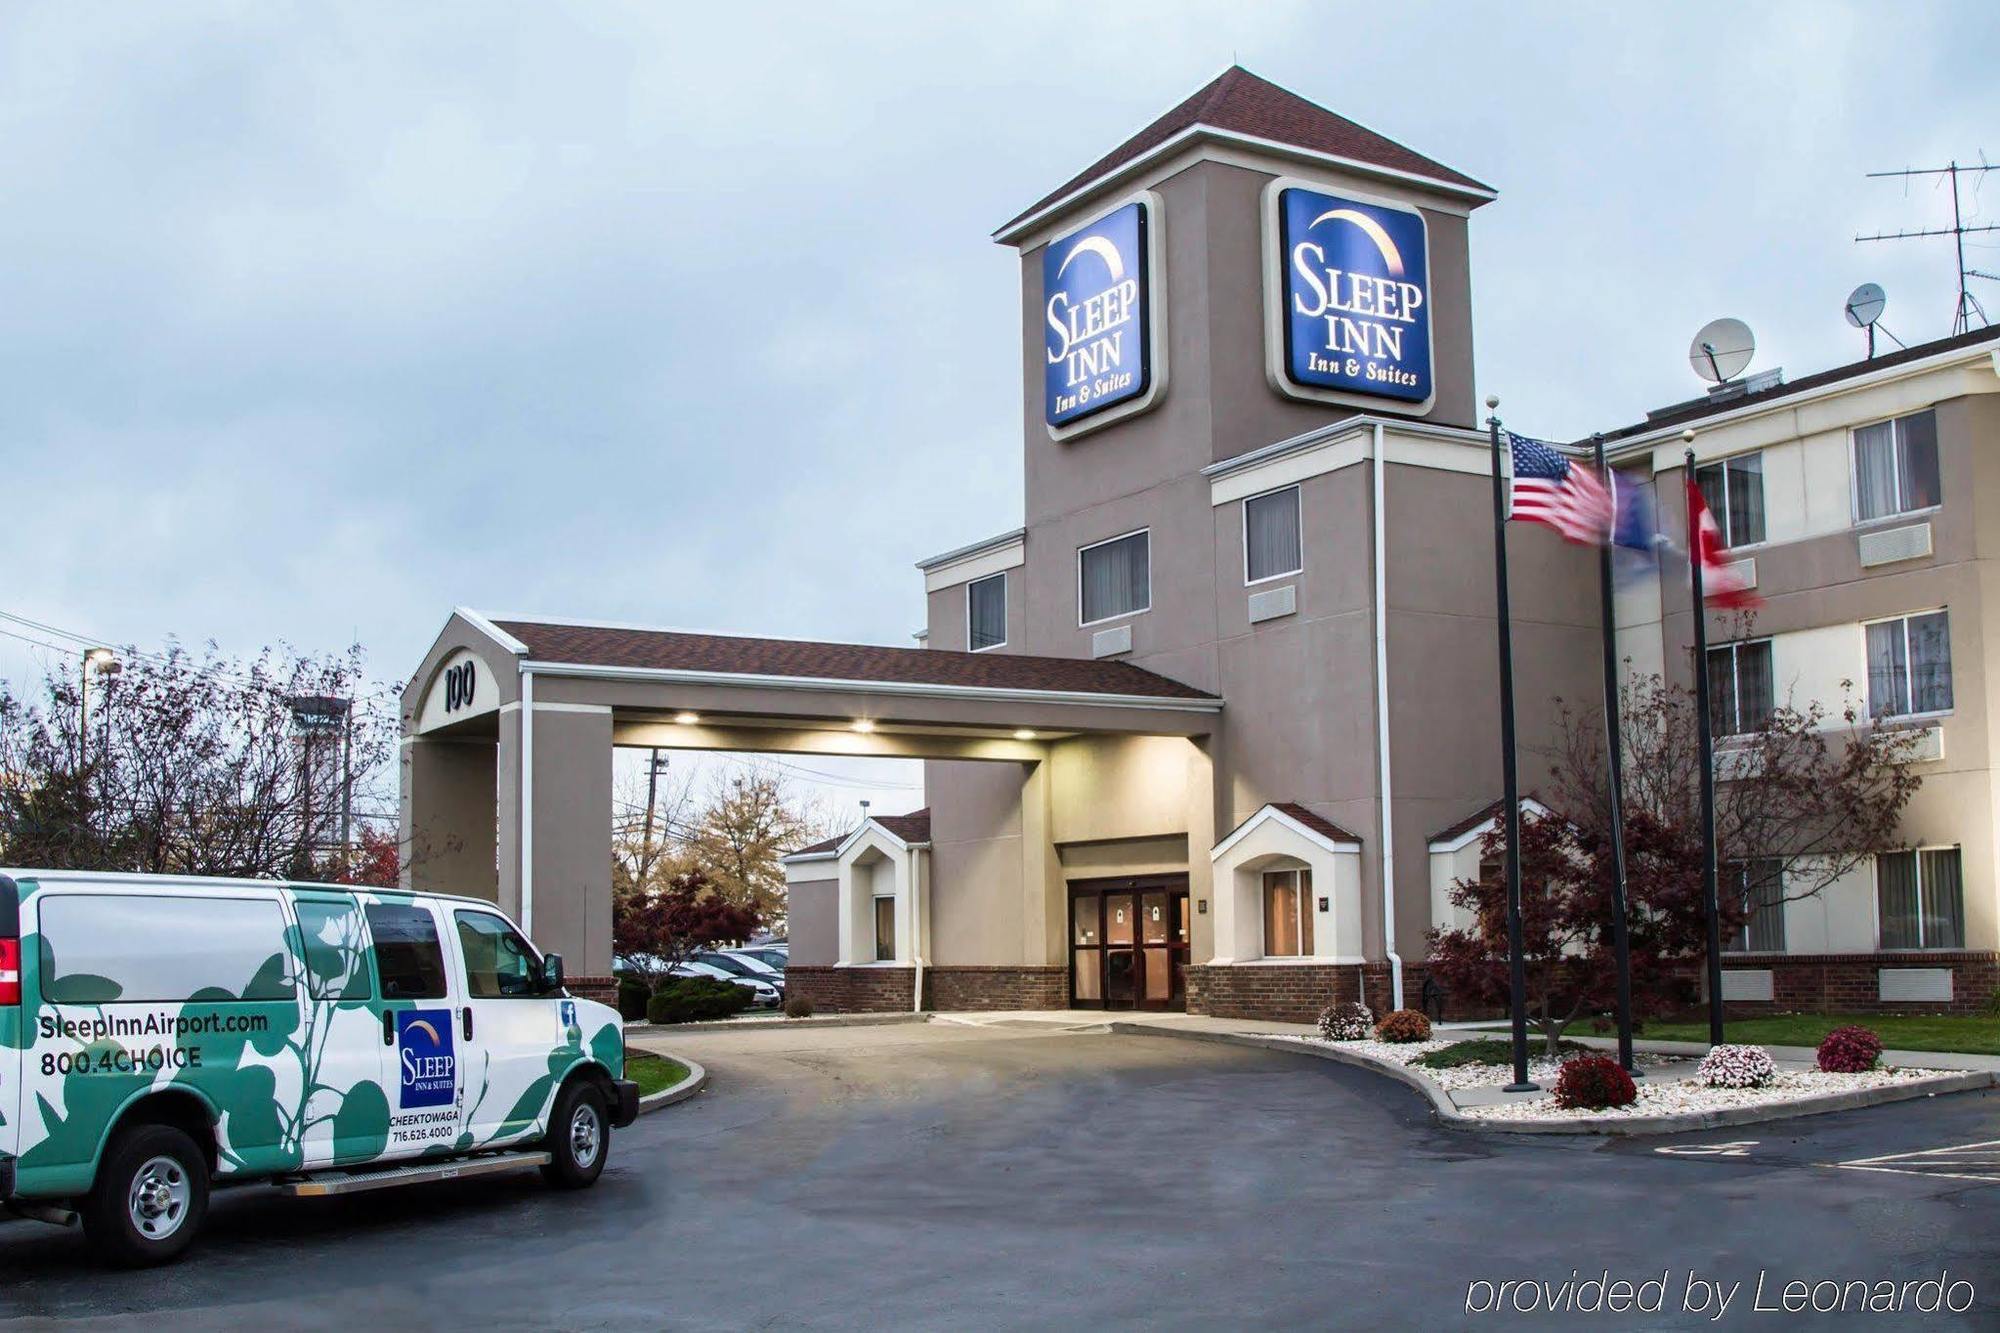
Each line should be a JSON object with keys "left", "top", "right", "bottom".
{"left": 674, "top": 712, "right": 701, "bottom": 725}
{"left": 851, "top": 718, "right": 876, "bottom": 734}
{"left": 1013, "top": 729, "right": 1037, "bottom": 740}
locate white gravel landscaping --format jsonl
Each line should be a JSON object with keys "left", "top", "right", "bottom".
{"left": 1457, "top": 1066, "right": 1952, "bottom": 1121}
{"left": 1266, "top": 1033, "right": 1957, "bottom": 1123}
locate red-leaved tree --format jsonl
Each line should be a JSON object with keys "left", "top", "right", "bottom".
{"left": 612, "top": 869, "right": 760, "bottom": 990}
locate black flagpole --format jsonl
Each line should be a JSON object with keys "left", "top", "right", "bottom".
{"left": 1488, "top": 401, "right": 1535, "bottom": 1092}
{"left": 1593, "top": 435, "right": 1640, "bottom": 1075}
{"left": 1686, "top": 433, "right": 1727, "bottom": 1045}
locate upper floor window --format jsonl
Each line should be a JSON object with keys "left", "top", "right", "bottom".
{"left": 1244, "top": 485, "right": 1303, "bottom": 584}
{"left": 1723, "top": 858, "right": 1786, "bottom": 953}
{"left": 1854, "top": 409, "right": 1940, "bottom": 522}
{"left": 1707, "top": 639, "right": 1774, "bottom": 735}
{"left": 1695, "top": 453, "right": 1765, "bottom": 548}
{"left": 1079, "top": 529, "right": 1150, "bottom": 625}
{"left": 967, "top": 572, "right": 1007, "bottom": 651}
{"left": 1261, "top": 868, "right": 1314, "bottom": 957}
{"left": 1866, "top": 611, "right": 1952, "bottom": 719}
{"left": 1877, "top": 847, "right": 1962, "bottom": 950}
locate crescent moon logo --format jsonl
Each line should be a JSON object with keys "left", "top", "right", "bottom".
{"left": 1056, "top": 234, "right": 1125, "bottom": 285}
{"left": 1308, "top": 208, "right": 1405, "bottom": 278}
{"left": 406, "top": 1019, "right": 442, "bottom": 1045}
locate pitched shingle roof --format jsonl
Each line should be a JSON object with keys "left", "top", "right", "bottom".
{"left": 1218, "top": 801, "right": 1363, "bottom": 849}
{"left": 490, "top": 619, "right": 1216, "bottom": 702}
{"left": 997, "top": 65, "right": 1490, "bottom": 238}
{"left": 787, "top": 808, "right": 930, "bottom": 859}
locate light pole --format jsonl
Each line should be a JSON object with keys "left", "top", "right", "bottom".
{"left": 78, "top": 647, "right": 120, "bottom": 767}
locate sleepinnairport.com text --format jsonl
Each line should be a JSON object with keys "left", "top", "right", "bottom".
{"left": 1464, "top": 1269, "right": 1976, "bottom": 1318}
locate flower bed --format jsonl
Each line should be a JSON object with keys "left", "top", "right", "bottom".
{"left": 1302, "top": 1036, "right": 1682, "bottom": 1091}
{"left": 1459, "top": 1066, "right": 1947, "bottom": 1122}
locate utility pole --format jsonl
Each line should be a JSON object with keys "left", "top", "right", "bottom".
{"left": 1858, "top": 160, "right": 1997, "bottom": 335}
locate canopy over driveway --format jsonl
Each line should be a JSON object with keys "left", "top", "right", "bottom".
{"left": 400, "top": 610, "right": 1223, "bottom": 991}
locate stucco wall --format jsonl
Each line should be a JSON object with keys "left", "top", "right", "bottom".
{"left": 785, "top": 873, "right": 839, "bottom": 965}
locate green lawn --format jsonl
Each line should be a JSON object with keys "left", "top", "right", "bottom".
{"left": 1412, "top": 1037, "right": 1586, "bottom": 1069}
{"left": 626, "top": 1053, "right": 692, "bottom": 1097}
{"left": 1639, "top": 1013, "right": 2000, "bottom": 1056}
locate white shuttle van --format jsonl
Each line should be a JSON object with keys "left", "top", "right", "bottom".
{"left": 0, "top": 870, "right": 637, "bottom": 1266}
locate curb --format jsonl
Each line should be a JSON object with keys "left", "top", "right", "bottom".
{"left": 624, "top": 1012, "right": 923, "bottom": 1035}
{"left": 1106, "top": 1021, "right": 1996, "bottom": 1136}
{"left": 636, "top": 1056, "right": 707, "bottom": 1113}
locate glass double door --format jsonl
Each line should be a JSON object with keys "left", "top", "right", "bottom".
{"left": 1070, "top": 877, "right": 1189, "bottom": 1011}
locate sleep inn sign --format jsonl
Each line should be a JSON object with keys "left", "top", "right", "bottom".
{"left": 1274, "top": 184, "right": 1432, "bottom": 408}
{"left": 1043, "top": 199, "right": 1153, "bottom": 430}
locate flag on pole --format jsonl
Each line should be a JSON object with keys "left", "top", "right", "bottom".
{"left": 1685, "top": 476, "right": 1761, "bottom": 608}
{"left": 1506, "top": 433, "right": 1613, "bottom": 543}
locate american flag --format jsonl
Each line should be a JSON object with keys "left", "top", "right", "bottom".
{"left": 1507, "top": 432, "right": 1613, "bottom": 544}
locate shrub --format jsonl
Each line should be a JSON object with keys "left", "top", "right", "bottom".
{"left": 647, "top": 976, "right": 755, "bottom": 1025}
{"left": 1316, "top": 1001, "right": 1373, "bottom": 1042}
{"left": 615, "top": 973, "right": 651, "bottom": 1023}
{"left": 783, "top": 994, "right": 815, "bottom": 1019}
{"left": 1697, "top": 1043, "right": 1776, "bottom": 1089}
{"left": 1413, "top": 1037, "right": 1584, "bottom": 1069}
{"left": 1552, "top": 1054, "right": 1638, "bottom": 1110}
{"left": 1375, "top": 1008, "right": 1432, "bottom": 1043}
{"left": 1817, "top": 1024, "right": 1884, "bottom": 1073}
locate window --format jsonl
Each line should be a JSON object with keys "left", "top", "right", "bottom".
{"left": 1079, "top": 529, "right": 1150, "bottom": 624}
{"left": 1724, "top": 859, "right": 1786, "bottom": 953}
{"left": 1854, "top": 410, "right": 1940, "bottom": 522}
{"left": 1261, "top": 868, "right": 1315, "bottom": 958}
{"left": 1707, "top": 639, "right": 1774, "bottom": 735}
{"left": 455, "top": 911, "right": 542, "bottom": 998}
{"left": 967, "top": 572, "right": 1007, "bottom": 651}
{"left": 873, "top": 896, "right": 896, "bottom": 962}
{"left": 1877, "top": 848, "right": 1963, "bottom": 950}
{"left": 365, "top": 902, "right": 448, "bottom": 999}
{"left": 37, "top": 894, "right": 295, "bottom": 1004}
{"left": 1866, "top": 612, "right": 1952, "bottom": 718}
{"left": 298, "top": 899, "right": 373, "bottom": 1001}
{"left": 1696, "top": 452, "right": 1766, "bottom": 548}
{"left": 1244, "top": 485, "right": 1303, "bottom": 584}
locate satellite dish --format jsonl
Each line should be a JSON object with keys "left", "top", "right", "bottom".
{"left": 1689, "top": 317, "right": 1756, "bottom": 384}
{"left": 1844, "top": 282, "right": 1887, "bottom": 328}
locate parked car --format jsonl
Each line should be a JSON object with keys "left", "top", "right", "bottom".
{"left": 726, "top": 946, "right": 788, "bottom": 972}
{"left": 669, "top": 960, "right": 780, "bottom": 1007}
{"left": 694, "top": 949, "right": 784, "bottom": 984}
{"left": 0, "top": 870, "right": 637, "bottom": 1267}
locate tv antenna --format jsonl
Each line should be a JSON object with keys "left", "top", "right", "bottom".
{"left": 1842, "top": 282, "right": 1905, "bottom": 359}
{"left": 1688, "top": 317, "right": 1755, "bottom": 384}
{"left": 1856, "top": 159, "right": 1997, "bottom": 336}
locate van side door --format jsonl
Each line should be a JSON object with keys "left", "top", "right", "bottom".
{"left": 449, "top": 907, "right": 572, "bottom": 1149}
{"left": 289, "top": 891, "right": 394, "bottom": 1169}
{"left": 21, "top": 888, "right": 301, "bottom": 1191}
{"left": 360, "top": 898, "right": 466, "bottom": 1160}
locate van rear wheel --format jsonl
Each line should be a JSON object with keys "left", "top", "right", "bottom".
{"left": 83, "top": 1125, "right": 209, "bottom": 1267}
{"left": 541, "top": 1081, "right": 609, "bottom": 1189}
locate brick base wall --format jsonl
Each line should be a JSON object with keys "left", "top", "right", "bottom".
{"left": 568, "top": 975, "right": 617, "bottom": 1006}
{"left": 923, "top": 965, "right": 1069, "bottom": 1011}
{"left": 785, "top": 965, "right": 916, "bottom": 1013}
{"left": 1720, "top": 952, "right": 2000, "bottom": 1015}
{"left": 1186, "top": 961, "right": 1434, "bottom": 1024}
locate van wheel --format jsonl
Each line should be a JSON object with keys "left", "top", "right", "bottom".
{"left": 541, "top": 1081, "right": 609, "bottom": 1189}
{"left": 83, "top": 1125, "right": 209, "bottom": 1268}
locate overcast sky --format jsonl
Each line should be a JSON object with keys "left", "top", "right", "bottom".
{"left": 3, "top": 1, "right": 1995, "bottom": 823}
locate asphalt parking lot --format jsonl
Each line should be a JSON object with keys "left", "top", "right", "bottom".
{"left": 4, "top": 1019, "right": 1998, "bottom": 1329}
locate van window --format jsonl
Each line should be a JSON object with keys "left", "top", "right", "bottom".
{"left": 454, "top": 911, "right": 541, "bottom": 998}
{"left": 297, "top": 900, "right": 374, "bottom": 1001}
{"left": 363, "top": 903, "right": 447, "bottom": 1000}
{"left": 38, "top": 894, "right": 294, "bottom": 1004}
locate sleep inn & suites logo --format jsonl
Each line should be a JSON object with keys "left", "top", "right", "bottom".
{"left": 1275, "top": 185, "right": 1432, "bottom": 406}
{"left": 1043, "top": 199, "right": 1152, "bottom": 429}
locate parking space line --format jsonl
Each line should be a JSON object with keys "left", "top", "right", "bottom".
{"left": 1828, "top": 1139, "right": 2000, "bottom": 1185}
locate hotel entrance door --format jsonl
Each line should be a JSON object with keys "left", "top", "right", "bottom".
{"left": 1068, "top": 876, "right": 1189, "bottom": 1011}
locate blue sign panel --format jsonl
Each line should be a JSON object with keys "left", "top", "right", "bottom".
{"left": 1278, "top": 188, "right": 1431, "bottom": 404}
{"left": 396, "top": 1008, "right": 456, "bottom": 1109}
{"left": 1044, "top": 201, "right": 1151, "bottom": 428}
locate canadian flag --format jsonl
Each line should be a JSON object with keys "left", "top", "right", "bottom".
{"left": 1686, "top": 476, "right": 1760, "bottom": 609}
